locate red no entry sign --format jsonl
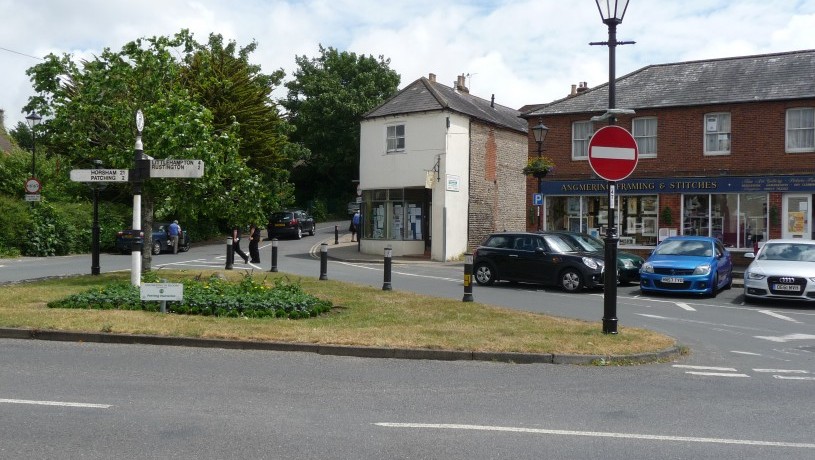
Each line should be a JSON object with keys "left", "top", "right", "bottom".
{"left": 588, "top": 125, "right": 639, "bottom": 181}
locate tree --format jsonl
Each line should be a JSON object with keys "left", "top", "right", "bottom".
{"left": 23, "top": 31, "right": 267, "bottom": 269}
{"left": 282, "top": 45, "right": 400, "bottom": 209}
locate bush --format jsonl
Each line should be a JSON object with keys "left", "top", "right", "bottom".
{"left": 47, "top": 273, "right": 333, "bottom": 319}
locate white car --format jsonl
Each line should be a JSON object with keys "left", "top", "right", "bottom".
{"left": 743, "top": 239, "right": 815, "bottom": 302}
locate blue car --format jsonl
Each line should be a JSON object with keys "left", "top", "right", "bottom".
{"left": 640, "top": 236, "right": 733, "bottom": 297}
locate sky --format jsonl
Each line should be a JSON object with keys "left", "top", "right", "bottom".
{"left": 2, "top": 0, "right": 815, "bottom": 130}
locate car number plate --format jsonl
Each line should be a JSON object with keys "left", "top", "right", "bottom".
{"left": 773, "top": 283, "right": 801, "bottom": 292}
{"left": 275, "top": 223, "right": 285, "bottom": 227}
{"left": 661, "top": 277, "right": 684, "bottom": 284}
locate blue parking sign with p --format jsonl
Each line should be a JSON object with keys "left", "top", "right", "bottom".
{"left": 533, "top": 193, "right": 543, "bottom": 206}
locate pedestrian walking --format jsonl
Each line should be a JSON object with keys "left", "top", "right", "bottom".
{"left": 168, "top": 220, "right": 181, "bottom": 254}
{"left": 249, "top": 223, "right": 261, "bottom": 263}
{"left": 350, "top": 210, "right": 360, "bottom": 242}
{"left": 232, "top": 226, "right": 249, "bottom": 264}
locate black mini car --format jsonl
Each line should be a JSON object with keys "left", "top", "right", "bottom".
{"left": 473, "top": 232, "right": 605, "bottom": 292}
{"left": 267, "top": 210, "right": 316, "bottom": 240}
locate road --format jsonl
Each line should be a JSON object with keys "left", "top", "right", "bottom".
{"left": 2, "top": 221, "right": 815, "bottom": 458}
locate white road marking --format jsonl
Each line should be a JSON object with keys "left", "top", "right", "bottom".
{"left": 673, "top": 365, "right": 738, "bottom": 371}
{"left": 754, "top": 333, "right": 815, "bottom": 343}
{"left": 754, "top": 369, "right": 809, "bottom": 374}
{"left": 336, "top": 261, "right": 461, "bottom": 283}
{"left": 757, "top": 309, "right": 801, "bottom": 323}
{"left": 0, "top": 398, "right": 112, "bottom": 409}
{"left": 374, "top": 422, "right": 815, "bottom": 448}
{"left": 685, "top": 372, "right": 750, "bottom": 377}
{"left": 731, "top": 351, "right": 762, "bottom": 356}
{"left": 773, "top": 375, "right": 815, "bottom": 381}
{"left": 676, "top": 302, "right": 695, "bottom": 311}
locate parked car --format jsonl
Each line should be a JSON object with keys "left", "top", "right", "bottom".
{"left": 267, "top": 210, "right": 316, "bottom": 240}
{"left": 743, "top": 239, "right": 815, "bottom": 302}
{"left": 639, "top": 236, "right": 733, "bottom": 297}
{"left": 115, "top": 223, "right": 190, "bottom": 255}
{"left": 473, "top": 231, "right": 605, "bottom": 292}
{"left": 549, "top": 231, "right": 644, "bottom": 284}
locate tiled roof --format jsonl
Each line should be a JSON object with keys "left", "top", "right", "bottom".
{"left": 364, "top": 77, "right": 528, "bottom": 134}
{"left": 525, "top": 49, "right": 815, "bottom": 116}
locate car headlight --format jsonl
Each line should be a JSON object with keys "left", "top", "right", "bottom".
{"left": 582, "top": 257, "right": 603, "bottom": 270}
{"left": 620, "top": 259, "right": 635, "bottom": 269}
{"left": 641, "top": 262, "right": 653, "bottom": 274}
{"left": 693, "top": 264, "right": 712, "bottom": 276}
{"left": 745, "top": 271, "right": 766, "bottom": 280}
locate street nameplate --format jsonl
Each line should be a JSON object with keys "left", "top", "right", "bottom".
{"left": 70, "top": 169, "right": 129, "bottom": 182}
{"left": 149, "top": 159, "right": 204, "bottom": 178}
{"left": 140, "top": 283, "right": 184, "bottom": 301}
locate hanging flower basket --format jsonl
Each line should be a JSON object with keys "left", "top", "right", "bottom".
{"left": 523, "top": 156, "right": 555, "bottom": 178}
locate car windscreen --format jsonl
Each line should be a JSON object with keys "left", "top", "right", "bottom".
{"left": 759, "top": 243, "right": 815, "bottom": 261}
{"left": 655, "top": 240, "right": 712, "bottom": 257}
{"left": 565, "top": 234, "right": 603, "bottom": 252}
{"left": 543, "top": 234, "right": 581, "bottom": 253}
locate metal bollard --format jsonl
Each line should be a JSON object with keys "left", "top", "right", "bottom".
{"left": 270, "top": 238, "right": 278, "bottom": 272}
{"left": 319, "top": 242, "right": 328, "bottom": 280}
{"left": 225, "top": 237, "right": 234, "bottom": 270}
{"left": 382, "top": 245, "right": 393, "bottom": 291}
{"left": 160, "top": 278, "right": 168, "bottom": 313}
{"left": 334, "top": 225, "right": 339, "bottom": 245}
{"left": 462, "top": 253, "right": 474, "bottom": 302}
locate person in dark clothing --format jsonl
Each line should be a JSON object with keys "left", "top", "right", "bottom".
{"left": 232, "top": 226, "right": 249, "bottom": 264}
{"left": 248, "top": 224, "right": 261, "bottom": 263}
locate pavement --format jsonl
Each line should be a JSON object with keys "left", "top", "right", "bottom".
{"left": 0, "top": 232, "right": 684, "bottom": 365}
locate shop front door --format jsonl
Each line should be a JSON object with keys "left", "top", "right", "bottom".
{"left": 782, "top": 194, "right": 811, "bottom": 239}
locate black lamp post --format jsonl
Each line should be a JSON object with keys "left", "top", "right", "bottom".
{"left": 25, "top": 112, "right": 42, "bottom": 178}
{"left": 531, "top": 120, "right": 549, "bottom": 231}
{"left": 591, "top": 0, "right": 635, "bottom": 335}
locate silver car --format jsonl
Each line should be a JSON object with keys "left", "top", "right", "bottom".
{"left": 743, "top": 239, "right": 815, "bottom": 302}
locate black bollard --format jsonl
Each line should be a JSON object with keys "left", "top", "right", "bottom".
{"left": 382, "top": 245, "right": 393, "bottom": 291}
{"left": 225, "top": 237, "right": 234, "bottom": 270}
{"left": 334, "top": 225, "right": 339, "bottom": 245}
{"left": 319, "top": 242, "right": 328, "bottom": 280}
{"left": 270, "top": 238, "right": 278, "bottom": 272}
{"left": 462, "top": 253, "right": 474, "bottom": 302}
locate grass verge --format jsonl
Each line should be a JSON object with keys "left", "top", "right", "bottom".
{"left": 0, "top": 270, "right": 676, "bottom": 356}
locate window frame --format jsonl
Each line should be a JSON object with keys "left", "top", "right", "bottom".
{"left": 786, "top": 107, "right": 815, "bottom": 153}
{"left": 386, "top": 124, "right": 406, "bottom": 153}
{"left": 571, "top": 120, "right": 593, "bottom": 160}
{"left": 703, "top": 112, "right": 731, "bottom": 156}
{"left": 632, "top": 117, "right": 657, "bottom": 157}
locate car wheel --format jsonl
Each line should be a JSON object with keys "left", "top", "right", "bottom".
{"left": 151, "top": 240, "right": 161, "bottom": 255}
{"left": 724, "top": 270, "right": 733, "bottom": 290}
{"left": 559, "top": 268, "right": 583, "bottom": 293}
{"left": 296, "top": 227, "right": 302, "bottom": 240}
{"left": 708, "top": 273, "right": 719, "bottom": 297}
{"left": 309, "top": 223, "right": 315, "bottom": 236}
{"left": 179, "top": 240, "right": 190, "bottom": 252}
{"left": 474, "top": 262, "right": 496, "bottom": 286}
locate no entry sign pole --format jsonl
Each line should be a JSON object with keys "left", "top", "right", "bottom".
{"left": 588, "top": 125, "right": 639, "bottom": 334}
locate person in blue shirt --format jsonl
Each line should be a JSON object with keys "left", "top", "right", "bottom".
{"left": 351, "top": 211, "right": 360, "bottom": 242}
{"left": 168, "top": 220, "right": 181, "bottom": 254}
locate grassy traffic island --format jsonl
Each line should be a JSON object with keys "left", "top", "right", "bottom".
{"left": 0, "top": 271, "right": 681, "bottom": 364}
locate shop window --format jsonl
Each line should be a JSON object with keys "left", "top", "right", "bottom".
{"left": 386, "top": 124, "right": 405, "bottom": 153}
{"left": 632, "top": 117, "right": 657, "bottom": 157}
{"left": 572, "top": 121, "right": 593, "bottom": 160}
{"left": 704, "top": 113, "right": 731, "bottom": 155}
{"left": 361, "top": 188, "right": 424, "bottom": 240}
{"left": 682, "top": 193, "right": 767, "bottom": 248}
{"left": 786, "top": 108, "right": 815, "bottom": 152}
{"left": 621, "top": 195, "right": 658, "bottom": 246}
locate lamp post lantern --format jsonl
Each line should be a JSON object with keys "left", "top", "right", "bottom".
{"left": 590, "top": 0, "right": 635, "bottom": 334}
{"left": 531, "top": 121, "right": 549, "bottom": 231}
{"left": 25, "top": 112, "right": 42, "bottom": 179}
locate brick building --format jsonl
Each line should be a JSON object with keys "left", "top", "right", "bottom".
{"left": 360, "top": 74, "right": 527, "bottom": 261}
{"left": 522, "top": 50, "right": 815, "bottom": 251}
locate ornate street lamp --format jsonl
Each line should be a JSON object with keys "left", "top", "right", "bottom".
{"left": 25, "top": 112, "right": 42, "bottom": 178}
{"left": 591, "top": 0, "right": 635, "bottom": 335}
{"left": 531, "top": 121, "right": 549, "bottom": 231}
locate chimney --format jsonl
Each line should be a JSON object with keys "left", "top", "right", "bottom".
{"left": 455, "top": 74, "right": 469, "bottom": 93}
{"left": 576, "top": 81, "right": 589, "bottom": 93}
{"left": 570, "top": 84, "right": 577, "bottom": 96}
{"left": 490, "top": 94, "right": 495, "bottom": 108}
{"left": 428, "top": 73, "right": 436, "bottom": 83}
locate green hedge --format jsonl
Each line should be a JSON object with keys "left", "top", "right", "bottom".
{"left": 47, "top": 274, "right": 333, "bottom": 319}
